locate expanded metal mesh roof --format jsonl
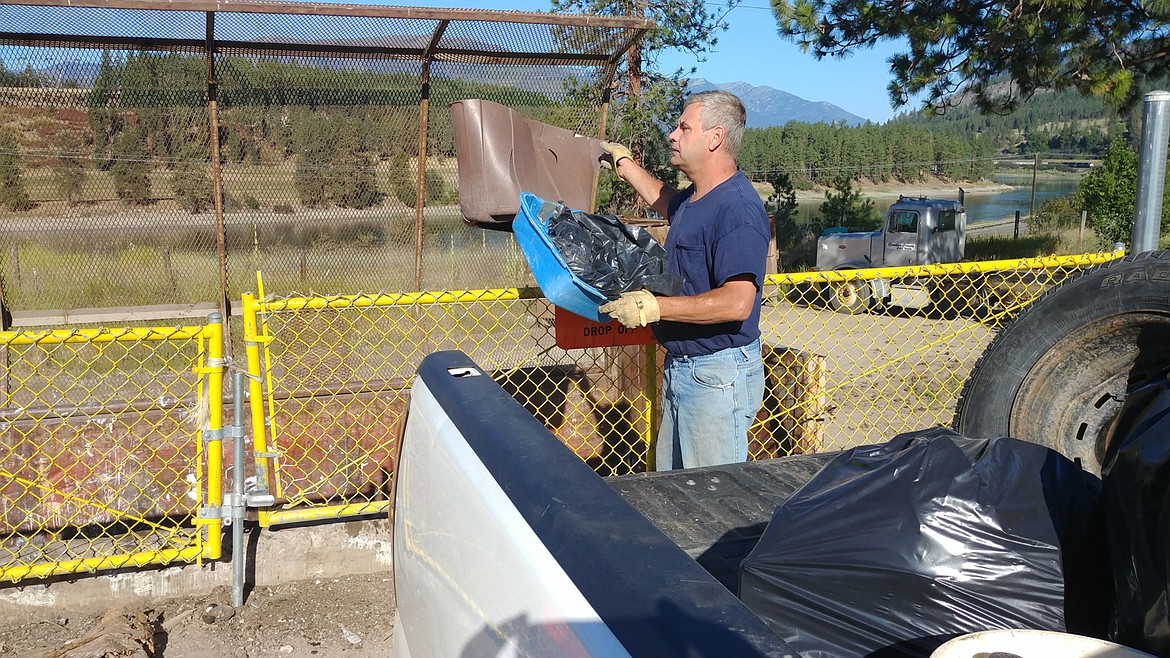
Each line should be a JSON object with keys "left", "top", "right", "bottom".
{"left": 0, "top": 0, "right": 651, "bottom": 68}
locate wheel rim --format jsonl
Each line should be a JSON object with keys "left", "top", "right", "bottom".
{"left": 833, "top": 282, "right": 858, "bottom": 306}
{"left": 1007, "top": 311, "right": 1170, "bottom": 475}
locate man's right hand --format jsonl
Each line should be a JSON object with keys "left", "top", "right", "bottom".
{"left": 599, "top": 141, "right": 634, "bottom": 169}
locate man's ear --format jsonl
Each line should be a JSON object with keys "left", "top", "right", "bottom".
{"left": 708, "top": 126, "right": 725, "bottom": 152}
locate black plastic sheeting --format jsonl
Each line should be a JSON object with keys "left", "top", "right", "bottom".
{"left": 546, "top": 204, "right": 684, "bottom": 300}
{"left": 739, "top": 428, "right": 1109, "bottom": 658}
{"left": 1103, "top": 385, "right": 1170, "bottom": 657}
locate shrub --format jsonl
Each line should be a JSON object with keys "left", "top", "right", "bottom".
{"left": 424, "top": 169, "right": 446, "bottom": 204}
{"left": 52, "top": 132, "right": 86, "bottom": 206}
{"left": 389, "top": 153, "right": 417, "bottom": 208}
{"left": 0, "top": 132, "right": 34, "bottom": 211}
{"left": 110, "top": 128, "right": 152, "bottom": 205}
{"left": 171, "top": 157, "right": 213, "bottom": 213}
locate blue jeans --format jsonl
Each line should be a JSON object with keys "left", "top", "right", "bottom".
{"left": 656, "top": 339, "right": 765, "bottom": 471}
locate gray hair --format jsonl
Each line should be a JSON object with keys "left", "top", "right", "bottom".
{"left": 684, "top": 90, "right": 746, "bottom": 159}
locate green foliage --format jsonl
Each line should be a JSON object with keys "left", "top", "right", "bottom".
{"left": 171, "top": 148, "right": 214, "bottom": 213}
{"left": 965, "top": 234, "right": 1064, "bottom": 260}
{"left": 770, "top": 172, "right": 824, "bottom": 270}
{"left": 552, "top": 0, "right": 731, "bottom": 216}
{"left": 389, "top": 152, "right": 417, "bottom": 208}
{"left": 294, "top": 115, "right": 384, "bottom": 209}
{"left": 110, "top": 127, "right": 152, "bottom": 205}
{"left": 294, "top": 114, "right": 330, "bottom": 208}
{"left": 889, "top": 81, "right": 1142, "bottom": 158}
{"left": 424, "top": 169, "right": 449, "bottom": 204}
{"left": 1029, "top": 195, "right": 1082, "bottom": 233}
{"left": 594, "top": 79, "right": 682, "bottom": 216}
{"left": 88, "top": 50, "right": 122, "bottom": 166}
{"left": 0, "top": 132, "right": 34, "bottom": 212}
{"left": 819, "top": 175, "right": 880, "bottom": 230}
{"left": 1077, "top": 141, "right": 1138, "bottom": 246}
{"left": 738, "top": 120, "right": 994, "bottom": 184}
{"left": 771, "top": 0, "right": 1170, "bottom": 114}
{"left": 52, "top": 132, "right": 87, "bottom": 206}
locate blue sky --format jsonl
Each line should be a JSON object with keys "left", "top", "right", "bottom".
{"left": 386, "top": 0, "right": 910, "bottom": 124}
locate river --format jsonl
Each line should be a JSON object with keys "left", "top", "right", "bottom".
{"left": 962, "top": 174, "right": 1082, "bottom": 225}
{"left": 793, "top": 173, "right": 1083, "bottom": 227}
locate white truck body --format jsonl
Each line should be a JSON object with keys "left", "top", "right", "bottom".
{"left": 392, "top": 352, "right": 797, "bottom": 657}
{"left": 815, "top": 196, "right": 966, "bottom": 272}
{"left": 812, "top": 196, "right": 966, "bottom": 312}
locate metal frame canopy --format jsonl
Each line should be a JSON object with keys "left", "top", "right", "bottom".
{"left": 0, "top": 0, "right": 653, "bottom": 71}
{"left": 0, "top": 0, "right": 653, "bottom": 298}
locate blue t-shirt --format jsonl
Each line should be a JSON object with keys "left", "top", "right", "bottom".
{"left": 652, "top": 170, "right": 770, "bottom": 356}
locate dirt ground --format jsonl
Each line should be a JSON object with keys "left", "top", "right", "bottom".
{"left": 0, "top": 572, "right": 396, "bottom": 658}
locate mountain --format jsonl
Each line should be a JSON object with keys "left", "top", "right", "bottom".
{"left": 40, "top": 60, "right": 102, "bottom": 87}
{"left": 687, "top": 78, "right": 868, "bottom": 127}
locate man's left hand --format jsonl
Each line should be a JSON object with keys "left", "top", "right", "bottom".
{"left": 599, "top": 290, "right": 660, "bottom": 328}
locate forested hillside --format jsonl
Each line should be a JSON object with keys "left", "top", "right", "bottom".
{"left": 737, "top": 121, "right": 995, "bottom": 187}
{"left": 889, "top": 84, "right": 1150, "bottom": 157}
{"left": 734, "top": 80, "right": 1155, "bottom": 186}
{"left": 4, "top": 52, "right": 1151, "bottom": 206}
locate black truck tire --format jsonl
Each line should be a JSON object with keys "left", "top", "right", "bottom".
{"left": 952, "top": 250, "right": 1170, "bottom": 475}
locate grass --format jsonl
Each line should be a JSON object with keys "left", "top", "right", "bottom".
{"left": 2, "top": 222, "right": 535, "bottom": 312}
{"left": 966, "top": 226, "right": 1114, "bottom": 261}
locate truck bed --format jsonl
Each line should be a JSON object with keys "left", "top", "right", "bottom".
{"left": 393, "top": 350, "right": 805, "bottom": 657}
{"left": 609, "top": 455, "right": 835, "bottom": 595}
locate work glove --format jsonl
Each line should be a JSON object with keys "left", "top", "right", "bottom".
{"left": 599, "top": 289, "right": 660, "bottom": 328}
{"left": 599, "top": 141, "right": 634, "bottom": 169}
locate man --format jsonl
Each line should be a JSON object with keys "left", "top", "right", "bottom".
{"left": 598, "top": 90, "right": 770, "bottom": 471}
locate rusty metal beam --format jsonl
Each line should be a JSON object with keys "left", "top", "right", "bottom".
{"left": 413, "top": 18, "right": 449, "bottom": 292}
{"left": 0, "top": 32, "right": 206, "bottom": 51}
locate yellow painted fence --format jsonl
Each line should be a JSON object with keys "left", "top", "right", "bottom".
{"left": 0, "top": 251, "right": 1122, "bottom": 579}
{"left": 0, "top": 318, "right": 225, "bottom": 582}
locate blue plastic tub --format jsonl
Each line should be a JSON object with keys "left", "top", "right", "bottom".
{"left": 513, "top": 192, "right": 610, "bottom": 322}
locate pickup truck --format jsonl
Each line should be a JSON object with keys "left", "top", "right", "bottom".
{"left": 813, "top": 196, "right": 966, "bottom": 313}
{"left": 391, "top": 251, "right": 1170, "bottom": 657}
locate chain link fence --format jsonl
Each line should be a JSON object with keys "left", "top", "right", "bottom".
{"left": 0, "top": 252, "right": 1125, "bottom": 577}
{"left": 0, "top": 0, "right": 1130, "bottom": 585}
{"left": 0, "top": 0, "right": 648, "bottom": 315}
{"left": 0, "top": 317, "right": 223, "bottom": 581}
{"left": 229, "top": 252, "right": 1120, "bottom": 526}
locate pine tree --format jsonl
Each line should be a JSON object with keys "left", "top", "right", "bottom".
{"left": 1077, "top": 141, "right": 1138, "bottom": 246}
{"left": 110, "top": 127, "right": 152, "bottom": 205}
{"left": 52, "top": 132, "right": 86, "bottom": 206}
{"left": 0, "top": 132, "right": 33, "bottom": 211}
{"left": 170, "top": 145, "right": 213, "bottom": 213}
{"left": 820, "top": 175, "right": 879, "bottom": 231}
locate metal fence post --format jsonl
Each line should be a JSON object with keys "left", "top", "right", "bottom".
{"left": 1133, "top": 90, "right": 1170, "bottom": 253}
{"left": 231, "top": 369, "right": 247, "bottom": 608}
{"left": 204, "top": 312, "right": 225, "bottom": 561}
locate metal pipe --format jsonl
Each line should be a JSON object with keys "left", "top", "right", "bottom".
{"left": 1133, "top": 90, "right": 1170, "bottom": 253}
{"left": 412, "top": 21, "right": 449, "bottom": 292}
{"left": 1029, "top": 154, "right": 1037, "bottom": 219}
{"left": 206, "top": 11, "right": 231, "bottom": 354}
{"left": 231, "top": 369, "right": 246, "bottom": 608}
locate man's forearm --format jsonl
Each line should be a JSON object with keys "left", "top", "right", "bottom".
{"left": 614, "top": 159, "right": 676, "bottom": 218}
{"left": 657, "top": 279, "right": 757, "bottom": 324}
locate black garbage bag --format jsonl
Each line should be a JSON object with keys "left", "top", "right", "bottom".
{"left": 739, "top": 428, "right": 1109, "bottom": 658}
{"left": 544, "top": 202, "right": 683, "bottom": 299}
{"left": 1103, "top": 384, "right": 1170, "bottom": 656}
